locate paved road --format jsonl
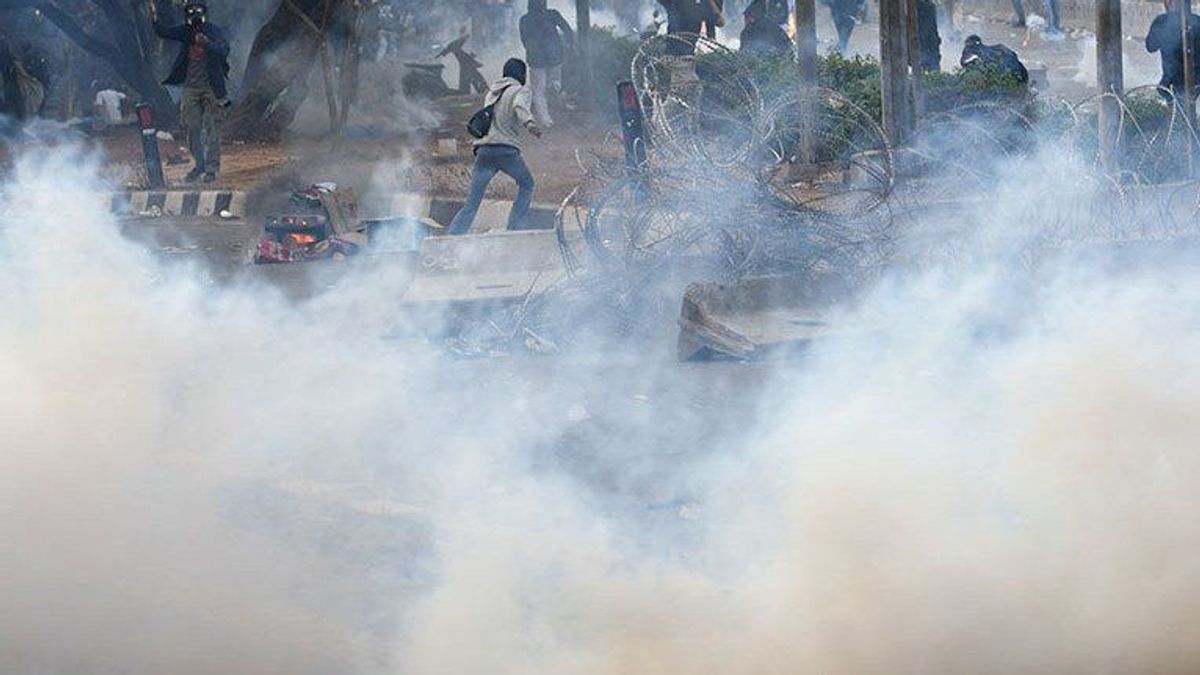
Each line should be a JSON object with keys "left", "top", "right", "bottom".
{"left": 117, "top": 215, "right": 414, "bottom": 300}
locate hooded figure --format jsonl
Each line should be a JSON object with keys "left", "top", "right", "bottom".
{"left": 519, "top": 0, "right": 574, "bottom": 127}
{"left": 448, "top": 58, "right": 542, "bottom": 235}
{"left": 154, "top": 0, "right": 231, "bottom": 182}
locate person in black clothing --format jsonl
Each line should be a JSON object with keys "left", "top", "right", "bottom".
{"left": 657, "top": 0, "right": 725, "bottom": 55}
{"left": 1147, "top": 0, "right": 1200, "bottom": 103}
{"left": 917, "top": 0, "right": 941, "bottom": 72}
{"left": 519, "top": 0, "right": 574, "bottom": 128}
{"left": 960, "top": 34, "right": 1028, "bottom": 83}
{"left": 740, "top": 0, "right": 791, "bottom": 56}
{"left": 822, "top": 0, "right": 866, "bottom": 54}
{"left": 151, "top": 0, "right": 231, "bottom": 183}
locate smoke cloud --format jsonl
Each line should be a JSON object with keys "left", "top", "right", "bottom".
{"left": 3, "top": 136, "right": 1200, "bottom": 675}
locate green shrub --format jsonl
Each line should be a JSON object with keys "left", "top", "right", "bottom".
{"left": 563, "top": 27, "right": 640, "bottom": 118}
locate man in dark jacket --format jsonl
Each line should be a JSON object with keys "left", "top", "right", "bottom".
{"left": 152, "top": 0, "right": 231, "bottom": 183}
{"left": 1147, "top": 0, "right": 1200, "bottom": 103}
{"left": 519, "top": 0, "right": 573, "bottom": 128}
{"left": 658, "top": 0, "right": 725, "bottom": 55}
{"left": 740, "top": 0, "right": 790, "bottom": 57}
{"left": 960, "top": 34, "right": 1028, "bottom": 83}
{"left": 822, "top": 0, "right": 866, "bottom": 54}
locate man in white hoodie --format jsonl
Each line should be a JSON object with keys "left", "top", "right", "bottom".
{"left": 448, "top": 58, "right": 543, "bottom": 235}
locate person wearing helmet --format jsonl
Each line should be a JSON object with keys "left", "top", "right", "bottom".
{"left": 152, "top": 0, "right": 231, "bottom": 183}
{"left": 960, "top": 34, "right": 1028, "bottom": 83}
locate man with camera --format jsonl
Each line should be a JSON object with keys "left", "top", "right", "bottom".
{"left": 150, "top": 0, "right": 231, "bottom": 184}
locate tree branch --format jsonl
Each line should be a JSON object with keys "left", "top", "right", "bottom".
{"left": 2, "top": 0, "right": 122, "bottom": 62}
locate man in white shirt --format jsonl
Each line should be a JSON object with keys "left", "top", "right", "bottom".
{"left": 93, "top": 87, "right": 128, "bottom": 126}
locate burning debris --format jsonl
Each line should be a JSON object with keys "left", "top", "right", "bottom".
{"left": 254, "top": 183, "right": 440, "bottom": 264}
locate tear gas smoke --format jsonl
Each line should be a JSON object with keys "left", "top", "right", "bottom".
{"left": 3, "top": 137, "right": 1200, "bottom": 675}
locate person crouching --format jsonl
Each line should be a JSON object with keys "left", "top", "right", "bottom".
{"left": 448, "top": 58, "right": 543, "bottom": 235}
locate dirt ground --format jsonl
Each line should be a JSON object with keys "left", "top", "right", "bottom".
{"left": 2, "top": 5, "right": 1165, "bottom": 209}
{"left": 69, "top": 100, "right": 619, "bottom": 210}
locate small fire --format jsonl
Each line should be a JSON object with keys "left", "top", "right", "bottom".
{"left": 286, "top": 233, "right": 317, "bottom": 245}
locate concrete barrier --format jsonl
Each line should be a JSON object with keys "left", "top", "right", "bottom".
{"left": 402, "top": 229, "right": 580, "bottom": 309}
{"left": 369, "top": 192, "right": 563, "bottom": 233}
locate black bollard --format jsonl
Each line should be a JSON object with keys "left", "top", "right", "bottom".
{"left": 135, "top": 103, "right": 166, "bottom": 189}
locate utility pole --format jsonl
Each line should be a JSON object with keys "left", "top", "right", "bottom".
{"left": 575, "top": 0, "right": 594, "bottom": 110}
{"left": 880, "top": 0, "right": 914, "bottom": 145}
{"left": 794, "top": 0, "right": 818, "bottom": 163}
{"left": 1097, "top": 0, "right": 1123, "bottom": 172}
{"left": 795, "top": 0, "right": 818, "bottom": 87}
{"left": 906, "top": 0, "right": 925, "bottom": 118}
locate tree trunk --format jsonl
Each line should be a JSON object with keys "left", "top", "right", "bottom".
{"left": 228, "top": 0, "right": 349, "bottom": 140}
{"left": 0, "top": 0, "right": 181, "bottom": 126}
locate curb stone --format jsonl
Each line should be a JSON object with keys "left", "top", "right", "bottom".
{"left": 112, "top": 190, "right": 247, "bottom": 219}
{"left": 113, "top": 190, "right": 566, "bottom": 231}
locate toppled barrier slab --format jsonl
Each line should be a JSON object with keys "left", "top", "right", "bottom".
{"left": 678, "top": 275, "right": 835, "bottom": 361}
{"left": 402, "top": 229, "right": 580, "bottom": 313}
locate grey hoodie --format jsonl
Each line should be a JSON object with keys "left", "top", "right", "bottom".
{"left": 476, "top": 77, "right": 537, "bottom": 152}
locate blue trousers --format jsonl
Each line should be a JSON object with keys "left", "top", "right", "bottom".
{"left": 448, "top": 144, "right": 535, "bottom": 235}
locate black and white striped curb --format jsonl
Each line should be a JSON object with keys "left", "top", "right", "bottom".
{"left": 112, "top": 190, "right": 246, "bottom": 219}
{"left": 112, "top": 190, "right": 563, "bottom": 230}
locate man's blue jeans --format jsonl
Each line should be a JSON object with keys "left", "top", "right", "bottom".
{"left": 448, "top": 144, "right": 535, "bottom": 235}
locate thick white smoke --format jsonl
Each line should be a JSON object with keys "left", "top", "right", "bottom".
{"left": 2, "top": 139, "right": 1200, "bottom": 675}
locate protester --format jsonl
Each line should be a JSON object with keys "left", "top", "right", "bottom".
{"left": 1009, "top": 0, "right": 1026, "bottom": 27}
{"left": 519, "top": 0, "right": 574, "bottom": 128}
{"left": 960, "top": 34, "right": 1029, "bottom": 83}
{"left": 151, "top": 0, "right": 231, "bottom": 184}
{"left": 655, "top": 0, "right": 724, "bottom": 96}
{"left": 0, "top": 37, "right": 45, "bottom": 124}
{"left": 1147, "top": 0, "right": 1200, "bottom": 103}
{"left": 93, "top": 84, "right": 129, "bottom": 127}
{"left": 822, "top": 0, "right": 866, "bottom": 54}
{"left": 740, "top": 0, "right": 791, "bottom": 57}
{"left": 917, "top": 0, "right": 941, "bottom": 73}
{"left": 448, "top": 58, "right": 542, "bottom": 235}
{"left": 657, "top": 0, "right": 725, "bottom": 54}
{"left": 1041, "top": 0, "right": 1063, "bottom": 36}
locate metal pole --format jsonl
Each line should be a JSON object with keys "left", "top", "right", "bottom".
{"left": 1097, "top": 0, "right": 1123, "bottom": 172}
{"left": 575, "top": 0, "right": 594, "bottom": 110}
{"left": 880, "top": 0, "right": 913, "bottom": 145}
{"left": 1179, "top": 0, "right": 1195, "bottom": 175}
{"left": 135, "top": 103, "right": 165, "bottom": 189}
{"left": 795, "top": 0, "right": 818, "bottom": 164}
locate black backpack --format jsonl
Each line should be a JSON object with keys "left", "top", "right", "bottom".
{"left": 466, "top": 85, "right": 512, "bottom": 139}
